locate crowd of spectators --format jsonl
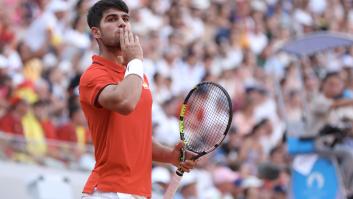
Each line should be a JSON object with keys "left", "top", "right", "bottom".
{"left": 1, "top": 0, "right": 353, "bottom": 198}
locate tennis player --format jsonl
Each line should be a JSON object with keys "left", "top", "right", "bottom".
{"left": 79, "top": 0, "right": 196, "bottom": 198}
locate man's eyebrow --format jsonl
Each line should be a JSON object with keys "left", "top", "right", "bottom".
{"left": 104, "top": 13, "right": 118, "bottom": 19}
{"left": 104, "top": 13, "right": 129, "bottom": 19}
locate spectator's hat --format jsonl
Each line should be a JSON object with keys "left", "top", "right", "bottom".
{"left": 212, "top": 166, "right": 239, "bottom": 185}
{"left": 294, "top": 10, "right": 313, "bottom": 26}
{"left": 152, "top": 167, "right": 171, "bottom": 184}
{"left": 251, "top": 1, "right": 266, "bottom": 12}
{"left": 48, "top": 0, "right": 69, "bottom": 13}
{"left": 191, "top": 0, "right": 210, "bottom": 10}
{"left": 241, "top": 176, "right": 263, "bottom": 188}
{"left": 180, "top": 171, "right": 197, "bottom": 187}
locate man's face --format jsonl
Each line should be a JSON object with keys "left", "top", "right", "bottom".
{"left": 323, "top": 75, "right": 344, "bottom": 98}
{"left": 93, "top": 9, "right": 131, "bottom": 48}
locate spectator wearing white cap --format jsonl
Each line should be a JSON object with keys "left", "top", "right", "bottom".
{"left": 176, "top": 171, "right": 199, "bottom": 199}
{"left": 293, "top": 8, "right": 313, "bottom": 35}
{"left": 241, "top": 176, "right": 265, "bottom": 199}
{"left": 152, "top": 166, "right": 171, "bottom": 199}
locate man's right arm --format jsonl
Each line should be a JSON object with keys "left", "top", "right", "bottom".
{"left": 97, "top": 74, "right": 142, "bottom": 115}
{"left": 97, "top": 29, "right": 144, "bottom": 115}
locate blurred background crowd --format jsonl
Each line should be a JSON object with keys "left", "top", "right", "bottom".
{"left": 1, "top": 0, "right": 353, "bottom": 198}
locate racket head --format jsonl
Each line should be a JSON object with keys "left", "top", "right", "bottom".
{"left": 179, "top": 82, "right": 233, "bottom": 159}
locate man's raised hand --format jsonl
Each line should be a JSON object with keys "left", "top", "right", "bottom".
{"left": 119, "top": 28, "right": 143, "bottom": 63}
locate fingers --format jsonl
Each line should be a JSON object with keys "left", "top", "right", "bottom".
{"left": 134, "top": 35, "right": 140, "bottom": 45}
{"left": 185, "top": 149, "right": 198, "bottom": 160}
{"left": 124, "top": 28, "right": 129, "bottom": 46}
{"left": 120, "top": 28, "right": 143, "bottom": 62}
{"left": 121, "top": 28, "right": 137, "bottom": 46}
{"left": 119, "top": 28, "right": 125, "bottom": 49}
{"left": 178, "top": 150, "right": 198, "bottom": 172}
{"left": 179, "top": 160, "right": 197, "bottom": 173}
{"left": 175, "top": 141, "right": 184, "bottom": 151}
{"left": 128, "top": 30, "right": 134, "bottom": 44}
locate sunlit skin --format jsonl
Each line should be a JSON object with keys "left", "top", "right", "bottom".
{"left": 91, "top": 9, "right": 135, "bottom": 64}
{"left": 98, "top": 9, "right": 130, "bottom": 48}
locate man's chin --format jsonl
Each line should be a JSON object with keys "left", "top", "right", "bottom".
{"left": 105, "top": 44, "right": 121, "bottom": 51}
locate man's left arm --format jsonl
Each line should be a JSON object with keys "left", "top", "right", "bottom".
{"left": 152, "top": 138, "right": 196, "bottom": 172}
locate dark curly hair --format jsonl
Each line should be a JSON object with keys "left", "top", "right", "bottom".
{"left": 87, "top": 0, "right": 129, "bottom": 28}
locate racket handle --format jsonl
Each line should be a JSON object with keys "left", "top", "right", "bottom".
{"left": 163, "top": 169, "right": 184, "bottom": 199}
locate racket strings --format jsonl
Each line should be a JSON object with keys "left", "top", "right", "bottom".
{"left": 193, "top": 88, "right": 228, "bottom": 143}
{"left": 185, "top": 94, "right": 228, "bottom": 151}
{"left": 183, "top": 83, "right": 231, "bottom": 154}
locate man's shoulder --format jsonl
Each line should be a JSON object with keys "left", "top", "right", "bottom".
{"left": 80, "top": 64, "right": 110, "bottom": 85}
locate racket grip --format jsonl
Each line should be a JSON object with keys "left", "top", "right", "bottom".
{"left": 163, "top": 169, "right": 184, "bottom": 199}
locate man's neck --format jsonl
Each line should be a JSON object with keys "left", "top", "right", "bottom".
{"left": 100, "top": 48, "right": 125, "bottom": 66}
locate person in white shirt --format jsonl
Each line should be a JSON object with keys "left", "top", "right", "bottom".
{"left": 24, "top": 0, "right": 69, "bottom": 58}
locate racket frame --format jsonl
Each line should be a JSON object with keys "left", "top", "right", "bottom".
{"left": 178, "top": 82, "right": 233, "bottom": 164}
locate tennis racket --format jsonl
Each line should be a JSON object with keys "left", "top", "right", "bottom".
{"left": 163, "top": 81, "right": 233, "bottom": 199}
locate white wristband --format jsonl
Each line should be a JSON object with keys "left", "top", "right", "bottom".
{"left": 124, "top": 59, "right": 144, "bottom": 79}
